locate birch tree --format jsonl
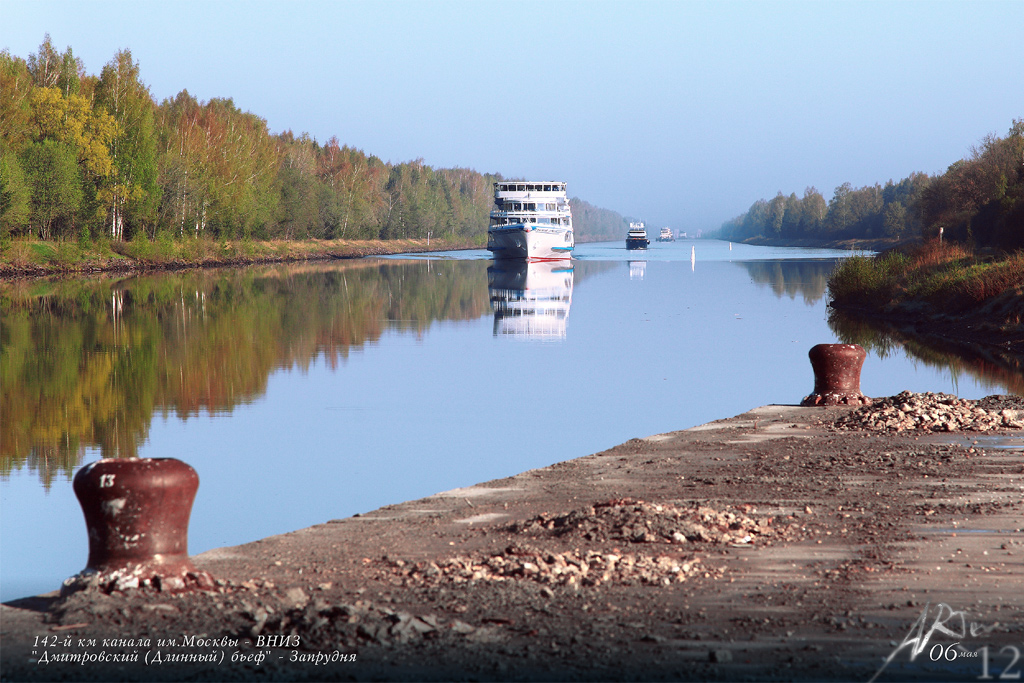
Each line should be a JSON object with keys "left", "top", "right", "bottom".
{"left": 96, "top": 49, "right": 159, "bottom": 240}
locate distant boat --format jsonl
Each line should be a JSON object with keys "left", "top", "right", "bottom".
{"left": 657, "top": 227, "right": 674, "bottom": 242}
{"left": 626, "top": 222, "right": 650, "bottom": 250}
{"left": 487, "top": 181, "right": 574, "bottom": 260}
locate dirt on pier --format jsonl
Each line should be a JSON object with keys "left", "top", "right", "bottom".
{"left": 2, "top": 394, "right": 1023, "bottom": 682}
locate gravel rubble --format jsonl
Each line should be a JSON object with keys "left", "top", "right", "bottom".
{"left": 829, "top": 390, "right": 1024, "bottom": 432}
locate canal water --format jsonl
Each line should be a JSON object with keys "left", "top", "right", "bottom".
{"left": 0, "top": 240, "right": 1016, "bottom": 601}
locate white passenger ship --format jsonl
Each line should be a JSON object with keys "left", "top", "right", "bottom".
{"left": 487, "top": 181, "right": 574, "bottom": 260}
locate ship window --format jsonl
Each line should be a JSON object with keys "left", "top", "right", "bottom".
{"left": 544, "top": 185, "right": 551, "bottom": 191}
{"left": 517, "top": 184, "right": 525, "bottom": 191}
{"left": 528, "top": 203, "right": 536, "bottom": 211}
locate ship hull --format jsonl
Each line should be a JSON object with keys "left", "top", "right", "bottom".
{"left": 487, "top": 225, "right": 574, "bottom": 260}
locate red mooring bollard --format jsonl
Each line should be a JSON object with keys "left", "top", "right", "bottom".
{"left": 64, "top": 458, "right": 214, "bottom": 595}
{"left": 800, "top": 343, "right": 872, "bottom": 407}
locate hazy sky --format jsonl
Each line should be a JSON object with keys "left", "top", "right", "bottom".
{"left": 3, "top": 1, "right": 1021, "bottom": 231}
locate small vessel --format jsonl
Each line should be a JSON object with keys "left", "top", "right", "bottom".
{"left": 626, "top": 222, "right": 649, "bottom": 249}
{"left": 657, "top": 227, "right": 674, "bottom": 242}
{"left": 487, "top": 181, "right": 573, "bottom": 260}
{"left": 488, "top": 260, "right": 574, "bottom": 339}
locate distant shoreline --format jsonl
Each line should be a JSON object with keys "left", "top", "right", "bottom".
{"left": 1, "top": 235, "right": 910, "bottom": 281}
{"left": 0, "top": 235, "right": 663, "bottom": 280}
{"left": 730, "top": 235, "right": 915, "bottom": 252}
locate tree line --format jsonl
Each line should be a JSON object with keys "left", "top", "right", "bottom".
{"left": 0, "top": 37, "right": 629, "bottom": 246}
{"left": 716, "top": 120, "right": 1024, "bottom": 250}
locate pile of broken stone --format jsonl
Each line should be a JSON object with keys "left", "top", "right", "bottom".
{"left": 830, "top": 391, "right": 1024, "bottom": 432}
{"left": 380, "top": 501, "right": 798, "bottom": 591}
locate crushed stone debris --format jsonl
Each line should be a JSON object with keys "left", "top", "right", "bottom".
{"left": 60, "top": 567, "right": 216, "bottom": 598}
{"left": 382, "top": 545, "right": 721, "bottom": 589}
{"left": 507, "top": 499, "right": 789, "bottom": 546}
{"left": 826, "top": 391, "right": 1024, "bottom": 433}
{"left": 374, "top": 501, "right": 809, "bottom": 591}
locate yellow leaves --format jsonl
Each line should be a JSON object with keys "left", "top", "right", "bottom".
{"left": 29, "top": 86, "right": 116, "bottom": 179}
{"left": 97, "top": 181, "right": 145, "bottom": 207}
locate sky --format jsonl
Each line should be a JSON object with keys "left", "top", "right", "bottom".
{"left": 3, "top": 0, "right": 1022, "bottom": 232}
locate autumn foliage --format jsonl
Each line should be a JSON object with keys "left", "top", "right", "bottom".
{"left": 1, "top": 36, "right": 628, "bottom": 247}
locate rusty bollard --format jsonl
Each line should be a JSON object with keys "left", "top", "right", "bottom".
{"left": 63, "top": 458, "right": 214, "bottom": 596}
{"left": 800, "top": 343, "right": 872, "bottom": 407}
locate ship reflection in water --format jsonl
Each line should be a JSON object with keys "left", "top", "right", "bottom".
{"left": 629, "top": 260, "right": 647, "bottom": 281}
{"left": 487, "top": 260, "right": 574, "bottom": 340}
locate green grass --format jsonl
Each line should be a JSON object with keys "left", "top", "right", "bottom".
{"left": 828, "top": 242, "right": 1024, "bottom": 313}
{"left": 1, "top": 235, "right": 481, "bottom": 274}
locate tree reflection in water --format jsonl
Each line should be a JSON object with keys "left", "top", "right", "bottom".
{"left": 828, "top": 309, "right": 1024, "bottom": 396}
{"left": 1, "top": 259, "right": 492, "bottom": 486}
{"left": 738, "top": 259, "right": 832, "bottom": 306}
{"left": 737, "top": 258, "right": 1022, "bottom": 395}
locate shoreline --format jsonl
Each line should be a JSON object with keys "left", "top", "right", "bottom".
{"left": 0, "top": 238, "right": 482, "bottom": 280}
{"left": 0, "top": 235, "right": 892, "bottom": 281}
{"left": 731, "top": 235, "right": 915, "bottom": 252}
{"left": 2, "top": 397, "right": 1022, "bottom": 681}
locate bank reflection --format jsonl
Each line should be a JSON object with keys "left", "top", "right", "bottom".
{"left": 0, "top": 259, "right": 491, "bottom": 484}
{"left": 488, "top": 261, "right": 574, "bottom": 340}
{"left": 738, "top": 259, "right": 834, "bottom": 305}
{"left": 828, "top": 309, "right": 1024, "bottom": 395}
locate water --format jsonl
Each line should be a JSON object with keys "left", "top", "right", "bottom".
{"left": 1, "top": 239, "right": 1017, "bottom": 601}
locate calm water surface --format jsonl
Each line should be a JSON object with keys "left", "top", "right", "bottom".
{"left": 1, "top": 240, "right": 1017, "bottom": 600}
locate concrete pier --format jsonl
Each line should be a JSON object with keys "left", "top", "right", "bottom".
{"left": 3, "top": 401, "right": 1022, "bottom": 681}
